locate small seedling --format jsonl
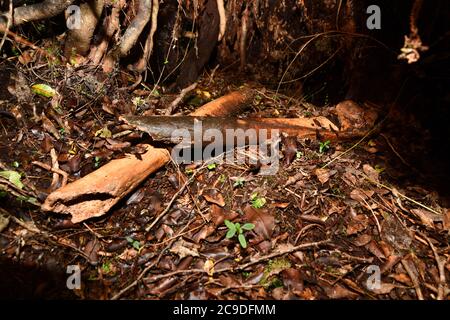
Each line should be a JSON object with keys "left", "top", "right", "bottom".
{"left": 250, "top": 192, "right": 266, "bottom": 209}
{"left": 224, "top": 220, "right": 255, "bottom": 249}
{"left": 296, "top": 151, "right": 303, "bottom": 159}
{"left": 207, "top": 163, "right": 217, "bottom": 170}
{"left": 233, "top": 177, "right": 245, "bottom": 188}
{"left": 319, "top": 140, "right": 331, "bottom": 153}
{"left": 218, "top": 174, "right": 226, "bottom": 183}
{"left": 94, "top": 156, "right": 101, "bottom": 168}
{"left": 126, "top": 236, "right": 141, "bottom": 250}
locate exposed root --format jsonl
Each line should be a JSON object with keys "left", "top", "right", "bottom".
{"left": 0, "top": 0, "right": 12, "bottom": 52}
{"left": 64, "top": 0, "right": 104, "bottom": 57}
{"left": 118, "top": 0, "right": 152, "bottom": 57}
{"left": 216, "top": 0, "right": 226, "bottom": 41}
{"left": 133, "top": 0, "right": 159, "bottom": 72}
{"left": 88, "top": 0, "right": 123, "bottom": 65}
{"left": 1, "top": 0, "right": 75, "bottom": 27}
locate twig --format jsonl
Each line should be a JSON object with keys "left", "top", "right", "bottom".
{"left": 380, "top": 133, "right": 413, "bottom": 169}
{"left": 322, "top": 120, "right": 383, "bottom": 169}
{"left": 0, "top": 0, "right": 13, "bottom": 52}
{"left": 32, "top": 159, "right": 68, "bottom": 187}
{"left": 363, "top": 174, "right": 441, "bottom": 215}
{"left": 0, "top": 207, "right": 89, "bottom": 260}
{"left": 144, "top": 240, "right": 330, "bottom": 283}
{"left": 401, "top": 258, "right": 424, "bottom": 300}
{"left": 424, "top": 235, "right": 447, "bottom": 300}
{"left": 165, "top": 82, "right": 197, "bottom": 115}
{"left": 145, "top": 170, "right": 199, "bottom": 232}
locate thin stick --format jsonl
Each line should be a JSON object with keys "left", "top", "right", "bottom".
{"left": 144, "top": 171, "right": 199, "bottom": 232}
{"left": 424, "top": 235, "right": 446, "bottom": 300}
{"left": 364, "top": 174, "right": 441, "bottom": 215}
{"left": 401, "top": 258, "right": 424, "bottom": 300}
{"left": 144, "top": 240, "right": 330, "bottom": 283}
{"left": 165, "top": 82, "right": 197, "bottom": 115}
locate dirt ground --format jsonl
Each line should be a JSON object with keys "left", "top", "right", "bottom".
{"left": 0, "top": 59, "right": 449, "bottom": 300}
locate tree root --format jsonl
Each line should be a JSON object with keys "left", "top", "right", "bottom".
{"left": 1, "top": 0, "right": 75, "bottom": 28}
{"left": 64, "top": 0, "right": 104, "bottom": 57}
{"left": 118, "top": 0, "right": 152, "bottom": 57}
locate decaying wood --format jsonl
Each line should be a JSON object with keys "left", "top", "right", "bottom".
{"left": 42, "top": 145, "right": 170, "bottom": 223}
{"left": 41, "top": 88, "right": 254, "bottom": 223}
{"left": 122, "top": 100, "right": 377, "bottom": 144}
{"left": 189, "top": 87, "right": 254, "bottom": 116}
{"left": 122, "top": 115, "right": 342, "bottom": 144}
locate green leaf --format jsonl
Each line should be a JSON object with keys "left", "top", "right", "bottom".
{"left": 319, "top": 140, "right": 331, "bottom": 153}
{"left": 0, "top": 170, "right": 24, "bottom": 189}
{"left": 252, "top": 197, "right": 266, "bottom": 209}
{"left": 125, "top": 236, "right": 134, "bottom": 243}
{"left": 235, "top": 222, "right": 241, "bottom": 233}
{"left": 31, "top": 83, "right": 57, "bottom": 98}
{"left": 218, "top": 174, "right": 226, "bottom": 183}
{"left": 233, "top": 178, "right": 244, "bottom": 188}
{"left": 132, "top": 240, "right": 141, "bottom": 250}
{"left": 224, "top": 219, "right": 235, "bottom": 230}
{"left": 238, "top": 234, "right": 247, "bottom": 248}
{"left": 296, "top": 151, "right": 303, "bottom": 159}
{"left": 242, "top": 223, "right": 255, "bottom": 231}
{"left": 226, "top": 228, "right": 236, "bottom": 239}
{"left": 207, "top": 163, "right": 217, "bottom": 170}
{"left": 250, "top": 192, "right": 258, "bottom": 200}
{"left": 95, "top": 127, "right": 112, "bottom": 138}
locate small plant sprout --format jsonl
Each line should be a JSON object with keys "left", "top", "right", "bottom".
{"left": 207, "top": 163, "right": 217, "bottom": 170}
{"left": 296, "top": 151, "right": 303, "bottom": 159}
{"left": 224, "top": 220, "right": 255, "bottom": 248}
{"left": 233, "top": 177, "right": 245, "bottom": 188}
{"left": 319, "top": 140, "right": 331, "bottom": 153}
{"left": 250, "top": 192, "right": 266, "bottom": 209}
{"left": 126, "top": 236, "right": 141, "bottom": 250}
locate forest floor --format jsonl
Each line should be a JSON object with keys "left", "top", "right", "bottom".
{"left": 0, "top": 57, "right": 449, "bottom": 300}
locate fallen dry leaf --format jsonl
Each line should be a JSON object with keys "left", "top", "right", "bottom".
{"left": 444, "top": 209, "right": 450, "bottom": 231}
{"left": 202, "top": 189, "right": 226, "bottom": 207}
{"left": 410, "top": 209, "right": 435, "bottom": 228}
{"left": 323, "top": 284, "right": 358, "bottom": 299}
{"left": 369, "top": 282, "right": 397, "bottom": 295}
{"left": 243, "top": 205, "right": 275, "bottom": 239}
{"left": 347, "top": 214, "right": 369, "bottom": 235}
{"left": 363, "top": 164, "right": 380, "bottom": 183}
{"left": 170, "top": 239, "right": 200, "bottom": 259}
{"left": 315, "top": 168, "right": 336, "bottom": 184}
{"left": 350, "top": 189, "right": 374, "bottom": 202}
{"left": 353, "top": 234, "right": 372, "bottom": 246}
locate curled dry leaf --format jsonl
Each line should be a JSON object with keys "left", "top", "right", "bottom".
{"left": 346, "top": 214, "right": 369, "bottom": 235}
{"left": 243, "top": 205, "right": 275, "bottom": 240}
{"left": 169, "top": 239, "right": 200, "bottom": 259}
{"left": 202, "top": 189, "right": 225, "bottom": 207}
{"left": 350, "top": 189, "right": 374, "bottom": 202}
{"left": 363, "top": 164, "right": 380, "bottom": 183}
{"left": 368, "top": 283, "right": 397, "bottom": 295}
{"left": 410, "top": 209, "right": 435, "bottom": 228}
{"left": 323, "top": 284, "right": 358, "bottom": 299}
{"left": 203, "top": 259, "right": 215, "bottom": 276}
{"left": 353, "top": 234, "right": 372, "bottom": 247}
{"left": 315, "top": 168, "right": 336, "bottom": 184}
